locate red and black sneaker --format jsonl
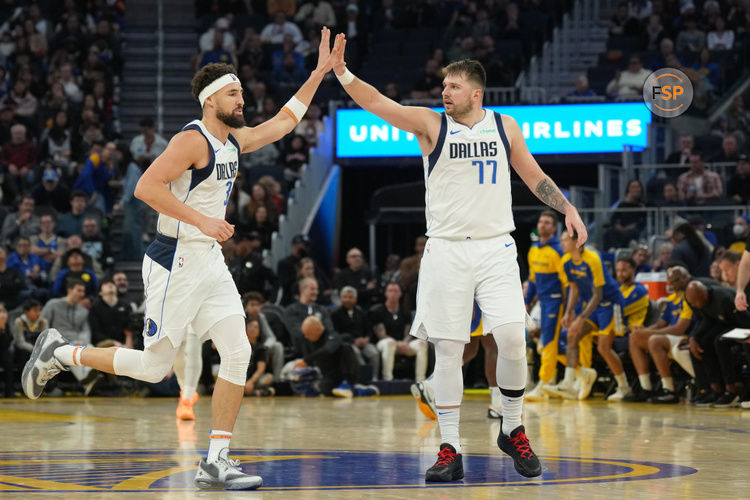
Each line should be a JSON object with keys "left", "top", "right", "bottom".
{"left": 497, "top": 425, "right": 542, "bottom": 478}
{"left": 425, "top": 443, "right": 464, "bottom": 482}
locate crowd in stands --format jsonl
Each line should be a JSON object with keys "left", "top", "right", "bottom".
{"left": 566, "top": 0, "right": 750, "bottom": 111}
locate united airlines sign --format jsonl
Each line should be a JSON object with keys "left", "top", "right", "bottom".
{"left": 335, "top": 103, "right": 652, "bottom": 158}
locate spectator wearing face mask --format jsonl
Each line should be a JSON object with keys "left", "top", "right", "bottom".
{"left": 729, "top": 215, "right": 750, "bottom": 254}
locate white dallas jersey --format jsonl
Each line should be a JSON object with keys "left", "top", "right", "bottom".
{"left": 423, "top": 110, "right": 515, "bottom": 240}
{"left": 157, "top": 119, "right": 239, "bottom": 243}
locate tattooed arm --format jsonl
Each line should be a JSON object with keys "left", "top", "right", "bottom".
{"left": 502, "top": 114, "right": 588, "bottom": 247}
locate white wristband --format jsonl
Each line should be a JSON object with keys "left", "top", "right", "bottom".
{"left": 282, "top": 96, "right": 307, "bottom": 124}
{"left": 336, "top": 68, "right": 355, "bottom": 85}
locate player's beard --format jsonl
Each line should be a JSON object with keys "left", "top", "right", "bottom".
{"left": 217, "top": 107, "right": 245, "bottom": 128}
{"left": 445, "top": 99, "right": 472, "bottom": 120}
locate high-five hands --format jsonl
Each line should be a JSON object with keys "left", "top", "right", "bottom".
{"left": 315, "top": 27, "right": 346, "bottom": 75}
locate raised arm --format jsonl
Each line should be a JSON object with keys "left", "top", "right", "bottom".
{"left": 503, "top": 114, "right": 587, "bottom": 247}
{"left": 134, "top": 131, "right": 234, "bottom": 241}
{"left": 330, "top": 35, "right": 441, "bottom": 153}
{"left": 234, "top": 28, "right": 340, "bottom": 154}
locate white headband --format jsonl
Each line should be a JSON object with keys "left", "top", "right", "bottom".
{"left": 198, "top": 73, "right": 240, "bottom": 108}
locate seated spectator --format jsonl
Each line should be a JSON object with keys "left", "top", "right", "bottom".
{"left": 243, "top": 317, "right": 275, "bottom": 396}
{"left": 565, "top": 75, "right": 597, "bottom": 100}
{"left": 625, "top": 266, "right": 694, "bottom": 403}
{"left": 294, "top": 102, "right": 324, "bottom": 147}
{"left": 229, "top": 233, "right": 276, "bottom": 298}
{"left": 713, "top": 135, "right": 741, "bottom": 163}
{"left": 81, "top": 217, "right": 113, "bottom": 271}
{"left": 256, "top": 175, "right": 284, "bottom": 214}
{"left": 0, "top": 303, "right": 12, "bottom": 397}
{"left": 606, "top": 179, "right": 647, "bottom": 248}
{"left": 631, "top": 246, "right": 652, "bottom": 273}
{"left": 73, "top": 141, "right": 117, "bottom": 215}
{"left": 39, "top": 112, "right": 76, "bottom": 174}
{"left": 7, "top": 235, "right": 47, "bottom": 301}
{"left": 57, "top": 190, "right": 100, "bottom": 237}
{"left": 657, "top": 182, "right": 686, "bottom": 208}
{"left": 691, "top": 48, "right": 720, "bottom": 91}
{"left": 198, "top": 17, "right": 237, "bottom": 54}
{"left": 665, "top": 134, "right": 694, "bottom": 164}
{"left": 335, "top": 247, "right": 377, "bottom": 306}
{"left": 282, "top": 134, "right": 308, "bottom": 182}
{"left": 282, "top": 256, "right": 331, "bottom": 306}
{"left": 50, "top": 248, "right": 99, "bottom": 301}
{"left": 30, "top": 213, "right": 66, "bottom": 274}
{"left": 651, "top": 242, "right": 674, "bottom": 271}
{"left": 727, "top": 155, "right": 750, "bottom": 204}
{"left": 294, "top": 0, "right": 336, "bottom": 31}
{"left": 676, "top": 14, "right": 706, "bottom": 52}
{"left": 243, "top": 292, "right": 284, "bottom": 379}
{"left": 129, "top": 117, "right": 167, "bottom": 164}
{"left": 370, "top": 283, "right": 427, "bottom": 382}
{"left": 50, "top": 236, "right": 103, "bottom": 282}
{"left": 670, "top": 222, "right": 712, "bottom": 277}
{"left": 269, "top": 52, "right": 308, "bottom": 96}
{"left": 718, "top": 250, "right": 741, "bottom": 288}
{"left": 379, "top": 254, "right": 401, "bottom": 290}
{"left": 10, "top": 299, "right": 47, "bottom": 366}
{"left": 726, "top": 96, "right": 750, "bottom": 137}
{"left": 241, "top": 182, "right": 279, "bottom": 229}
{"left": 0, "top": 194, "right": 40, "bottom": 248}
{"left": 1, "top": 81, "right": 38, "bottom": 130}
{"left": 707, "top": 16, "right": 734, "bottom": 50}
{"left": 643, "top": 13, "right": 666, "bottom": 50}
{"left": 283, "top": 277, "right": 333, "bottom": 353}
{"left": 0, "top": 123, "right": 36, "bottom": 203}
{"left": 260, "top": 13, "right": 303, "bottom": 45}
{"left": 198, "top": 28, "right": 237, "bottom": 69}
{"left": 676, "top": 151, "right": 722, "bottom": 204}
{"left": 89, "top": 278, "right": 134, "bottom": 347}
{"left": 649, "top": 37, "right": 678, "bottom": 71}
{"left": 271, "top": 34, "right": 305, "bottom": 70}
{"left": 32, "top": 167, "right": 71, "bottom": 214}
{"left": 729, "top": 216, "right": 750, "bottom": 253}
{"left": 606, "top": 55, "right": 651, "bottom": 98}
{"left": 114, "top": 156, "right": 147, "bottom": 261}
{"left": 609, "top": 2, "right": 642, "bottom": 37}
{"left": 331, "top": 286, "right": 380, "bottom": 379}
{"left": 244, "top": 205, "right": 275, "bottom": 250}
{"left": 410, "top": 59, "right": 442, "bottom": 100}
{"left": 41, "top": 277, "right": 100, "bottom": 394}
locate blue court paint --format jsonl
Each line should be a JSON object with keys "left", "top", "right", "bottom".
{"left": 0, "top": 449, "right": 697, "bottom": 492}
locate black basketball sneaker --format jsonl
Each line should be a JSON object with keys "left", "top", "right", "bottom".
{"left": 425, "top": 443, "right": 464, "bottom": 482}
{"left": 497, "top": 422, "right": 542, "bottom": 478}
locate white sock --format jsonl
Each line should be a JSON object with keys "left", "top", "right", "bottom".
{"left": 638, "top": 374, "right": 652, "bottom": 391}
{"left": 563, "top": 367, "right": 576, "bottom": 384}
{"left": 436, "top": 408, "right": 461, "bottom": 453}
{"left": 615, "top": 373, "right": 628, "bottom": 390}
{"left": 661, "top": 377, "right": 674, "bottom": 392}
{"left": 54, "top": 345, "right": 86, "bottom": 367}
{"left": 501, "top": 391, "right": 524, "bottom": 436}
{"left": 207, "top": 430, "right": 232, "bottom": 462}
{"left": 490, "top": 387, "right": 502, "bottom": 409}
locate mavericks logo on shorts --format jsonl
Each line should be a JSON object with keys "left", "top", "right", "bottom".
{"left": 145, "top": 319, "right": 158, "bottom": 337}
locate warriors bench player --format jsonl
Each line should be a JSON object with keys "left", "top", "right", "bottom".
{"left": 332, "top": 38, "right": 587, "bottom": 481}
{"left": 22, "top": 28, "right": 344, "bottom": 491}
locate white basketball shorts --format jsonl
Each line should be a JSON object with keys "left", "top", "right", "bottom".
{"left": 409, "top": 233, "right": 525, "bottom": 343}
{"left": 141, "top": 234, "right": 244, "bottom": 349}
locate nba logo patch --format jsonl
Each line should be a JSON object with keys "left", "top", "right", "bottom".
{"left": 177, "top": 257, "right": 184, "bottom": 268}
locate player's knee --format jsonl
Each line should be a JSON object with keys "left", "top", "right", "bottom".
{"left": 596, "top": 341, "right": 610, "bottom": 356}
{"left": 434, "top": 339, "right": 464, "bottom": 369}
{"left": 647, "top": 334, "right": 663, "bottom": 351}
{"left": 491, "top": 323, "right": 526, "bottom": 360}
{"left": 217, "top": 337, "right": 252, "bottom": 385}
{"left": 141, "top": 358, "right": 174, "bottom": 383}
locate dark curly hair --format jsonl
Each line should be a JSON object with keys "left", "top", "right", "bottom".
{"left": 190, "top": 63, "right": 238, "bottom": 102}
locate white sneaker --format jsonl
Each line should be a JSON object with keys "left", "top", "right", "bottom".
{"left": 194, "top": 448, "right": 263, "bottom": 490}
{"left": 543, "top": 380, "right": 578, "bottom": 400}
{"left": 577, "top": 368, "right": 598, "bottom": 400}
{"left": 487, "top": 406, "right": 502, "bottom": 419}
{"left": 331, "top": 382, "right": 353, "bottom": 398}
{"left": 21, "top": 329, "right": 69, "bottom": 399}
{"left": 606, "top": 385, "right": 632, "bottom": 402}
{"left": 740, "top": 400, "right": 750, "bottom": 409}
{"left": 410, "top": 381, "right": 437, "bottom": 420}
{"left": 525, "top": 383, "right": 549, "bottom": 401}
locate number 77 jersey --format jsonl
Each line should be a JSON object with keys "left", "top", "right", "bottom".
{"left": 422, "top": 110, "right": 515, "bottom": 241}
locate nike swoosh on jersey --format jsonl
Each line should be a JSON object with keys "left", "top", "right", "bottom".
{"left": 505, "top": 242, "right": 514, "bottom": 247}
{"left": 449, "top": 130, "right": 460, "bottom": 135}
